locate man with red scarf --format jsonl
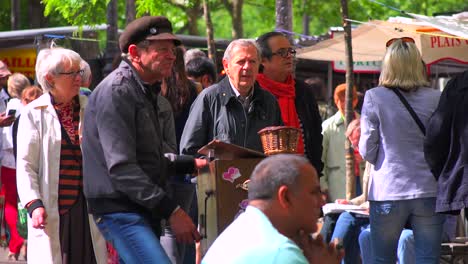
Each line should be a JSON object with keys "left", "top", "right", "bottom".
{"left": 256, "top": 32, "right": 323, "bottom": 174}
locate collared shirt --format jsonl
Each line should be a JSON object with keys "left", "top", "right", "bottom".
{"left": 228, "top": 77, "right": 253, "bottom": 112}
{"left": 202, "top": 206, "right": 308, "bottom": 264}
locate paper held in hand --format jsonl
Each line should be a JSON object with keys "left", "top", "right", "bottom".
{"left": 322, "top": 203, "right": 369, "bottom": 216}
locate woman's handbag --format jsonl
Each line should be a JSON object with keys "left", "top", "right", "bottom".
{"left": 17, "top": 202, "right": 27, "bottom": 239}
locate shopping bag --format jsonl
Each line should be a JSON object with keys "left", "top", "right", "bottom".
{"left": 17, "top": 202, "right": 27, "bottom": 239}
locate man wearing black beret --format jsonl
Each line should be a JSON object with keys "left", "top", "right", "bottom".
{"left": 82, "top": 16, "right": 206, "bottom": 263}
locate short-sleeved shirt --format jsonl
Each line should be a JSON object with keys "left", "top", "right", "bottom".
{"left": 202, "top": 206, "right": 308, "bottom": 264}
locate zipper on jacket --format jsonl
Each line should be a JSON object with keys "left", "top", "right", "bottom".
{"left": 242, "top": 104, "right": 249, "bottom": 148}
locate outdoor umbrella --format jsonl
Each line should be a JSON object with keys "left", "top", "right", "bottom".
{"left": 297, "top": 20, "right": 468, "bottom": 65}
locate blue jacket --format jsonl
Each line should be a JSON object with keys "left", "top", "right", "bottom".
{"left": 359, "top": 86, "right": 440, "bottom": 201}
{"left": 425, "top": 71, "right": 468, "bottom": 213}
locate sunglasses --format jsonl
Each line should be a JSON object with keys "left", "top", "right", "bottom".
{"left": 271, "top": 48, "right": 296, "bottom": 58}
{"left": 385, "top": 37, "right": 415, "bottom": 48}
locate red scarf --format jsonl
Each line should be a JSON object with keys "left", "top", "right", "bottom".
{"left": 256, "top": 73, "right": 304, "bottom": 154}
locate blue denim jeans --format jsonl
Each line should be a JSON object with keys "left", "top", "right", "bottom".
{"left": 160, "top": 182, "right": 196, "bottom": 264}
{"left": 359, "top": 227, "right": 415, "bottom": 264}
{"left": 369, "top": 198, "right": 445, "bottom": 264}
{"left": 331, "top": 212, "right": 369, "bottom": 264}
{"left": 94, "top": 212, "right": 171, "bottom": 264}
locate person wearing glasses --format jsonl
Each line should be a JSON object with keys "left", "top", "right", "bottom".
{"left": 180, "top": 39, "right": 282, "bottom": 155}
{"left": 255, "top": 32, "right": 323, "bottom": 175}
{"left": 359, "top": 37, "right": 444, "bottom": 263}
{"left": 16, "top": 47, "right": 107, "bottom": 264}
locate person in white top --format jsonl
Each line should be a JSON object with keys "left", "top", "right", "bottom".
{"left": 1, "top": 72, "right": 30, "bottom": 260}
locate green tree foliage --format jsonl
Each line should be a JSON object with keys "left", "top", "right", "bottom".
{"left": 42, "top": 0, "right": 109, "bottom": 26}
{"left": 296, "top": 0, "right": 468, "bottom": 37}
{"left": 1, "top": 0, "right": 466, "bottom": 39}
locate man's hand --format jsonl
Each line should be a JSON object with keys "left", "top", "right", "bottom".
{"left": 169, "top": 208, "right": 201, "bottom": 244}
{"left": 31, "top": 207, "right": 47, "bottom": 229}
{"left": 296, "top": 231, "right": 344, "bottom": 264}
{"left": 321, "top": 189, "right": 330, "bottom": 203}
{"left": 0, "top": 112, "right": 15, "bottom": 127}
{"left": 194, "top": 158, "right": 208, "bottom": 170}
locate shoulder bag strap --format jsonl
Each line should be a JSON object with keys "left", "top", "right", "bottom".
{"left": 392, "top": 88, "right": 426, "bottom": 135}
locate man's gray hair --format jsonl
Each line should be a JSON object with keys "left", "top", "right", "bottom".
{"left": 184, "top": 48, "right": 206, "bottom": 65}
{"left": 80, "top": 59, "right": 92, "bottom": 85}
{"left": 223, "top": 39, "right": 261, "bottom": 62}
{"left": 248, "top": 154, "right": 312, "bottom": 200}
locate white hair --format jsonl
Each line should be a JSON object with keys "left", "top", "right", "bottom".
{"left": 35, "top": 47, "right": 82, "bottom": 92}
{"left": 223, "top": 39, "right": 261, "bottom": 62}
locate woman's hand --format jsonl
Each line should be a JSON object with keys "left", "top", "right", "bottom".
{"left": 335, "top": 199, "right": 352, "bottom": 205}
{"left": 31, "top": 207, "right": 47, "bottom": 229}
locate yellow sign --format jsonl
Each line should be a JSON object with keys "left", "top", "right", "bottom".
{"left": 0, "top": 48, "right": 37, "bottom": 79}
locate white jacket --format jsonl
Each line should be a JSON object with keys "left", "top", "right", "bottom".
{"left": 16, "top": 93, "right": 107, "bottom": 264}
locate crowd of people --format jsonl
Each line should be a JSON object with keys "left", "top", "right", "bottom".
{"left": 0, "top": 14, "right": 465, "bottom": 264}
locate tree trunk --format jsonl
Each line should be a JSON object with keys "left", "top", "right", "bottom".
{"left": 186, "top": 8, "right": 200, "bottom": 36}
{"left": 340, "top": 0, "right": 356, "bottom": 201}
{"left": 126, "top": 0, "right": 136, "bottom": 25}
{"left": 275, "top": 0, "right": 292, "bottom": 42}
{"left": 104, "top": 0, "right": 119, "bottom": 76}
{"left": 222, "top": 0, "right": 244, "bottom": 39}
{"left": 29, "top": 0, "right": 47, "bottom": 28}
{"left": 11, "top": 0, "right": 20, "bottom": 30}
{"left": 231, "top": 0, "right": 243, "bottom": 39}
{"left": 203, "top": 0, "right": 217, "bottom": 79}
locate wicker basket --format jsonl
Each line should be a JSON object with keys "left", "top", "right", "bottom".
{"left": 258, "top": 126, "right": 301, "bottom": 156}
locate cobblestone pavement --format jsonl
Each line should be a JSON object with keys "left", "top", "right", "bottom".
{"left": 0, "top": 245, "right": 26, "bottom": 264}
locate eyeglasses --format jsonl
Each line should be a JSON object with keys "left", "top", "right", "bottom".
{"left": 271, "top": 48, "right": 296, "bottom": 58}
{"left": 59, "top": 69, "right": 84, "bottom": 77}
{"left": 385, "top": 37, "right": 415, "bottom": 48}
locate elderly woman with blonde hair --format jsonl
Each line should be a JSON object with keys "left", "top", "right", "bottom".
{"left": 359, "top": 38, "right": 444, "bottom": 263}
{"left": 16, "top": 47, "right": 106, "bottom": 264}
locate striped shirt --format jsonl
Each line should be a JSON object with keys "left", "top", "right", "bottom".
{"left": 53, "top": 96, "right": 82, "bottom": 215}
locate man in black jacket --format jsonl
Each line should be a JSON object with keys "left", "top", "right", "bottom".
{"left": 256, "top": 32, "right": 324, "bottom": 174}
{"left": 180, "top": 39, "right": 283, "bottom": 155}
{"left": 82, "top": 16, "right": 206, "bottom": 263}
{"left": 424, "top": 70, "right": 468, "bottom": 215}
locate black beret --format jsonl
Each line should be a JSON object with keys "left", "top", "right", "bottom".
{"left": 119, "top": 16, "right": 181, "bottom": 53}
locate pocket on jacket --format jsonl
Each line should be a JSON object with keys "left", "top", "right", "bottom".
{"left": 135, "top": 109, "right": 158, "bottom": 143}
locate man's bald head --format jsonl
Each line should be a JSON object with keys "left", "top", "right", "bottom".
{"left": 248, "top": 154, "right": 316, "bottom": 200}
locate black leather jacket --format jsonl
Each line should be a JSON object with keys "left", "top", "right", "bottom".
{"left": 295, "top": 79, "right": 324, "bottom": 175}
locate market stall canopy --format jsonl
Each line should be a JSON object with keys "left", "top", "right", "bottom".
{"left": 407, "top": 12, "right": 468, "bottom": 39}
{"left": 297, "top": 20, "right": 468, "bottom": 65}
